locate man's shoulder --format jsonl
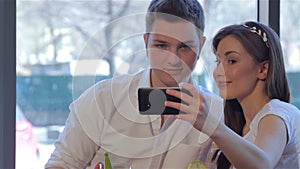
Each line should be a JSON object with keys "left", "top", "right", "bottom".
{"left": 74, "top": 71, "right": 146, "bottom": 103}
{"left": 79, "top": 70, "right": 147, "bottom": 98}
{"left": 94, "top": 70, "right": 146, "bottom": 88}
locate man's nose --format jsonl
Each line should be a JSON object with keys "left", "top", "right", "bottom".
{"left": 167, "top": 48, "right": 181, "bottom": 65}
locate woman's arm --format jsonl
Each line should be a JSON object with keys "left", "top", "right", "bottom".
{"left": 165, "top": 83, "right": 287, "bottom": 169}
{"left": 211, "top": 115, "right": 287, "bottom": 169}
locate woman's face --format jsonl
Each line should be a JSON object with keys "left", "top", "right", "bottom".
{"left": 213, "top": 35, "right": 261, "bottom": 101}
{"left": 144, "top": 18, "right": 205, "bottom": 87}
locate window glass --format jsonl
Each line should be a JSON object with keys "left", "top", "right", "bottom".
{"left": 16, "top": 0, "right": 256, "bottom": 168}
{"left": 196, "top": 0, "right": 257, "bottom": 93}
{"left": 280, "top": 0, "right": 300, "bottom": 109}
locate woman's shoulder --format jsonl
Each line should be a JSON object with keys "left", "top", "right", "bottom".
{"left": 267, "top": 99, "right": 300, "bottom": 117}
{"left": 249, "top": 99, "right": 300, "bottom": 146}
{"left": 254, "top": 99, "right": 300, "bottom": 123}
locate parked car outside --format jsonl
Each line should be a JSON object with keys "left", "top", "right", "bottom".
{"left": 16, "top": 105, "right": 41, "bottom": 169}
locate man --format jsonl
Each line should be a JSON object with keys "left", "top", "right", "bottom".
{"left": 45, "top": 0, "right": 223, "bottom": 168}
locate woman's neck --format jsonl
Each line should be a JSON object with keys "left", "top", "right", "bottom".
{"left": 239, "top": 87, "right": 271, "bottom": 128}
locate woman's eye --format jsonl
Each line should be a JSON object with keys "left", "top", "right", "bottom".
{"left": 228, "top": 59, "right": 236, "bottom": 64}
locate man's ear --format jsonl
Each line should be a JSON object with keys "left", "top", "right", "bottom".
{"left": 258, "top": 60, "right": 269, "bottom": 80}
{"left": 200, "top": 36, "right": 206, "bottom": 49}
{"left": 143, "top": 33, "right": 148, "bottom": 48}
{"left": 197, "top": 36, "right": 206, "bottom": 59}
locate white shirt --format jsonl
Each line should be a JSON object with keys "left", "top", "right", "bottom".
{"left": 244, "top": 99, "right": 300, "bottom": 168}
{"left": 45, "top": 69, "right": 223, "bottom": 169}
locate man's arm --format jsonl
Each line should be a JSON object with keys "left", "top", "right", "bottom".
{"left": 45, "top": 112, "right": 100, "bottom": 169}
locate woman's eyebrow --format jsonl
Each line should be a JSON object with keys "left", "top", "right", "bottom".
{"left": 224, "top": 50, "right": 240, "bottom": 56}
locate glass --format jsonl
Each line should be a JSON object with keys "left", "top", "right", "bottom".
{"left": 280, "top": 0, "right": 300, "bottom": 109}
{"left": 206, "top": 142, "right": 219, "bottom": 169}
{"left": 111, "top": 163, "right": 132, "bottom": 169}
{"left": 93, "top": 162, "right": 132, "bottom": 169}
{"left": 195, "top": 0, "right": 257, "bottom": 93}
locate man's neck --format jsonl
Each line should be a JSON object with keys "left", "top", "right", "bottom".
{"left": 161, "top": 115, "right": 170, "bottom": 128}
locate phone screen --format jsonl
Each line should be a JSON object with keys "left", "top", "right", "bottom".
{"left": 138, "top": 87, "right": 190, "bottom": 115}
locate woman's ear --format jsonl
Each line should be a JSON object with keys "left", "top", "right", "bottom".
{"left": 258, "top": 60, "right": 269, "bottom": 80}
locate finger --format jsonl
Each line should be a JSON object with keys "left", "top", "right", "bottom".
{"left": 180, "top": 83, "right": 206, "bottom": 103}
{"left": 166, "top": 83, "right": 207, "bottom": 114}
{"left": 175, "top": 109, "right": 198, "bottom": 124}
{"left": 178, "top": 83, "right": 206, "bottom": 111}
{"left": 165, "top": 98, "right": 206, "bottom": 129}
{"left": 165, "top": 100, "right": 184, "bottom": 112}
{"left": 165, "top": 88, "right": 190, "bottom": 101}
{"left": 165, "top": 85, "right": 195, "bottom": 104}
{"left": 165, "top": 99, "right": 197, "bottom": 116}
{"left": 166, "top": 85, "right": 205, "bottom": 112}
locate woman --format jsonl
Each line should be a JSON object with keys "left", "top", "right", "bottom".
{"left": 165, "top": 21, "right": 300, "bottom": 168}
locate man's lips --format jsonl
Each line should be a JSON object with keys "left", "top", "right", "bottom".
{"left": 164, "top": 68, "right": 184, "bottom": 75}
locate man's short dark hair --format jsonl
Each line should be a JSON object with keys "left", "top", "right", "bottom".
{"left": 146, "top": 0, "right": 205, "bottom": 34}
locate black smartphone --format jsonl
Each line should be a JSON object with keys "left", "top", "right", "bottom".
{"left": 138, "top": 87, "right": 191, "bottom": 115}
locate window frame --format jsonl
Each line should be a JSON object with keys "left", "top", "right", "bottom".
{"left": 258, "top": 0, "right": 280, "bottom": 35}
{"left": 0, "top": 0, "right": 16, "bottom": 168}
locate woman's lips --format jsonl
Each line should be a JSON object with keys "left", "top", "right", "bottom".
{"left": 217, "top": 81, "right": 231, "bottom": 87}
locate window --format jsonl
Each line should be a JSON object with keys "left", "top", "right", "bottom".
{"left": 16, "top": 1, "right": 150, "bottom": 168}
{"left": 3, "top": 0, "right": 297, "bottom": 168}
{"left": 196, "top": 0, "right": 257, "bottom": 92}
{"left": 280, "top": 0, "right": 300, "bottom": 108}
{"left": 16, "top": 1, "right": 257, "bottom": 167}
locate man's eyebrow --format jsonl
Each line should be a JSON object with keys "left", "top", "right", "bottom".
{"left": 153, "top": 39, "right": 168, "bottom": 43}
{"left": 152, "top": 39, "right": 196, "bottom": 45}
{"left": 181, "top": 40, "right": 196, "bottom": 45}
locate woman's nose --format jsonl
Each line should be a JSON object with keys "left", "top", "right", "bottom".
{"left": 214, "top": 63, "right": 225, "bottom": 75}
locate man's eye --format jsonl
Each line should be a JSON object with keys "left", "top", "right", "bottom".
{"left": 154, "top": 44, "right": 166, "bottom": 49}
{"left": 179, "top": 44, "right": 191, "bottom": 49}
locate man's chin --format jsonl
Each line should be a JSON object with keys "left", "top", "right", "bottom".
{"left": 152, "top": 70, "right": 190, "bottom": 86}
{"left": 164, "top": 77, "right": 188, "bottom": 87}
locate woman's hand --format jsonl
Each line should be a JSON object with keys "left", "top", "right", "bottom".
{"left": 165, "top": 83, "right": 208, "bottom": 132}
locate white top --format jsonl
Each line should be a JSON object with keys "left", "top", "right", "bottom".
{"left": 45, "top": 69, "right": 224, "bottom": 169}
{"left": 244, "top": 99, "right": 300, "bottom": 168}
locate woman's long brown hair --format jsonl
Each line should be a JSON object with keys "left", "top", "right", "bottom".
{"left": 211, "top": 21, "right": 290, "bottom": 168}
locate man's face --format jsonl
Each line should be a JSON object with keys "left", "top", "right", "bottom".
{"left": 144, "top": 18, "right": 205, "bottom": 87}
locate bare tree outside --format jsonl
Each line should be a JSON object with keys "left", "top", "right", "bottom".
{"left": 17, "top": 0, "right": 149, "bottom": 76}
